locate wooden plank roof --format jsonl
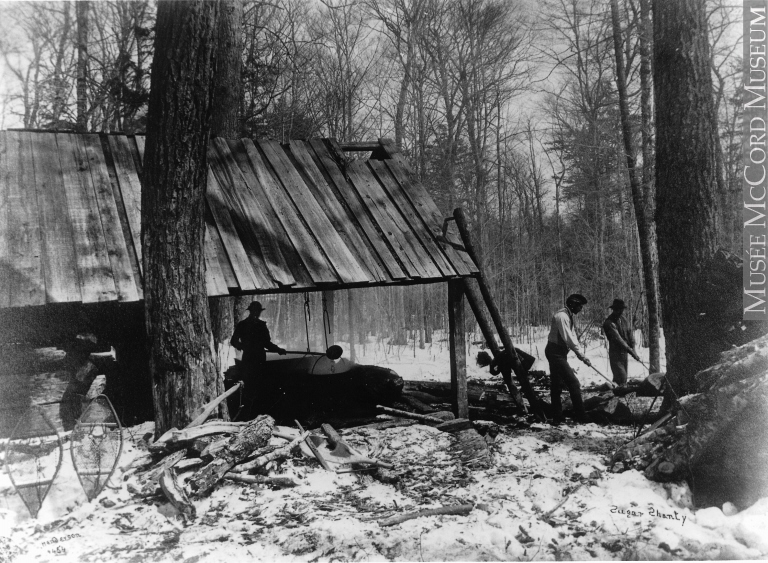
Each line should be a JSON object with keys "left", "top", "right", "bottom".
{"left": 0, "top": 131, "right": 477, "bottom": 309}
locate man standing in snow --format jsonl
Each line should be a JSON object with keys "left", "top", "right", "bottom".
{"left": 602, "top": 299, "right": 640, "bottom": 386}
{"left": 231, "top": 301, "right": 287, "bottom": 376}
{"left": 230, "top": 301, "right": 289, "bottom": 418}
{"left": 545, "top": 294, "right": 590, "bottom": 424}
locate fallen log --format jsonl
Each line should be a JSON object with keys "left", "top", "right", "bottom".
{"left": 399, "top": 394, "right": 436, "bottom": 414}
{"left": 402, "top": 390, "right": 442, "bottom": 404}
{"left": 378, "top": 503, "right": 474, "bottom": 527}
{"left": 234, "top": 432, "right": 307, "bottom": 473}
{"left": 376, "top": 405, "right": 444, "bottom": 424}
{"left": 346, "top": 418, "right": 418, "bottom": 431}
{"left": 173, "top": 457, "right": 204, "bottom": 473}
{"left": 159, "top": 468, "right": 195, "bottom": 520}
{"left": 143, "top": 450, "right": 187, "bottom": 490}
{"left": 201, "top": 437, "right": 230, "bottom": 459}
{"left": 224, "top": 473, "right": 298, "bottom": 488}
{"left": 376, "top": 406, "right": 468, "bottom": 433}
{"left": 188, "top": 415, "right": 274, "bottom": 497}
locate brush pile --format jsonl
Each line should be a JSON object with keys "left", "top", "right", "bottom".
{"left": 121, "top": 382, "right": 495, "bottom": 521}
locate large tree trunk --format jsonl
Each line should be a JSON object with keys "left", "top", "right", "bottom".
{"left": 208, "top": 0, "right": 243, "bottom": 406}
{"left": 653, "top": 0, "right": 719, "bottom": 398}
{"left": 142, "top": 0, "right": 220, "bottom": 435}
{"left": 610, "top": 0, "right": 661, "bottom": 374}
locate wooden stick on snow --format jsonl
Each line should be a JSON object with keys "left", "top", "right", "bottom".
{"left": 378, "top": 503, "right": 475, "bottom": 527}
{"left": 186, "top": 382, "right": 243, "bottom": 428}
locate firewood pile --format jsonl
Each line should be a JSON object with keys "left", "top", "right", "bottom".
{"left": 121, "top": 383, "right": 494, "bottom": 521}
{"left": 608, "top": 333, "right": 768, "bottom": 509}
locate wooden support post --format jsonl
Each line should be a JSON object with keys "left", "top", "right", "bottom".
{"left": 322, "top": 290, "right": 335, "bottom": 346}
{"left": 448, "top": 280, "right": 468, "bottom": 418}
{"left": 347, "top": 290, "right": 356, "bottom": 362}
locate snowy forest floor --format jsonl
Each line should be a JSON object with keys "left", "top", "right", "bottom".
{"left": 2, "top": 331, "right": 768, "bottom": 562}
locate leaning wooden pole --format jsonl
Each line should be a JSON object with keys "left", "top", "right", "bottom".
{"left": 462, "top": 277, "right": 523, "bottom": 408}
{"left": 453, "top": 208, "right": 543, "bottom": 417}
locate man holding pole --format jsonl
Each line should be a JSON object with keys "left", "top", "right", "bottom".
{"left": 545, "top": 294, "right": 590, "bottom": 424}
{"left": 602, "top": 299, "right": 640, "bottom": 386}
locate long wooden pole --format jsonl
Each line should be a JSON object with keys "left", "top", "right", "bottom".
{"left": 454, "top": 208, "right": 543, "bottom": 418}
{"left": 461, "top": 277, "right": 523, "bottom": 408}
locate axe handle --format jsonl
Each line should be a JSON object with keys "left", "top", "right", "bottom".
{"left": 590, "top": 365, "right": 617, "bottom": 388}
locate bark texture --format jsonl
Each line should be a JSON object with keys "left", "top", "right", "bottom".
{"left": 142, "top": 0, "right": 220, "bottom": 435}
{"left": 653, "top": 0, "right": 719, "bottom": 396}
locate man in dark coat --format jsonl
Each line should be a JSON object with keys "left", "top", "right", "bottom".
{"left": 230, "top": 301, "right": 287, "bottom": 383}
{"left": 545, "top": 293, "right": 591, "bottom": 424}
{"left": 602, "top": 298, "right": 640, "bottom": 386}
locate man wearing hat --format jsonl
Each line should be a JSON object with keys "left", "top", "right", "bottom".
{"left": 230, "top": 301, "right": 287, "bottom": 382}
{"left": 545, "top": 294, "right": 590, "bottom": 424}
{"left": 602, "top": 299, "right": 640, "bottom": 386}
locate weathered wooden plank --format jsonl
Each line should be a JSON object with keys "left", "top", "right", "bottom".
{"left": 81, "top": 135, "right": 140, "bottom": 302}
{"left": 384, "top": 157, "right": 475, "bottom": 275}
{"left": 31, "top": 133, "right": 81, "bottom": 303}
{"left": 258, "top": 139, "right": 369, "bottom": 285}
{"left": 204, "top": 208, "right": 238, "bottom": 289}
{"left": 107, "top": 135, "right": 143, "bottom": 276}
{"left": 368, "top": 159, "right": 455, "bottom": 277}
{"left": 288, "top": 140, "right": 384, "bottom": 283}
{"left": 241, "top": 139, "right": 336, "bottom": 284}
{"left": 0, "top": 133, "right": 10, "bottom": 309}
{"left": 346, "top": 160, "right": 430, "bottom": 278}
{"left": 210, "top": 139, "right": 295, "bottom": 287}
{"left": 203, "top": 225, "right": 229, "bottom": 297}
{"left": 308, "top": 139, "right": 405, "bottom": 280}
{"left": 228, "top": 139, "right": 314, "bottom": 288}
{"left": 205, "top": 167, "right": 267, "bottom": 291}
{"left": 57, "top": 133, "right": 117, "bottom": 303}
{"left": 8, "top": 131, "right": 46, "bottom": 307}
{"left": 205, "top": 163, "right": 276, "bottom": 291}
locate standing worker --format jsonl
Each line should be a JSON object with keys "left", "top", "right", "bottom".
{"left": 230, "top": 301, "right": 287, "bottom": 416}
{"left": 545, "top": 294, "right": 590, "bottom": 424}
{"left": 602, "top": 299, "right": 640, "bottom": 386}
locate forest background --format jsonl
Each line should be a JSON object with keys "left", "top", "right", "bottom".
{"left": 0, "top": 0, "right": 745, "bottom": 360}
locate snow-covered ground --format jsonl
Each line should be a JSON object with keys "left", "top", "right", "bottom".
{"left": 3, "top": 331, "right": 767, "bottom": 563}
